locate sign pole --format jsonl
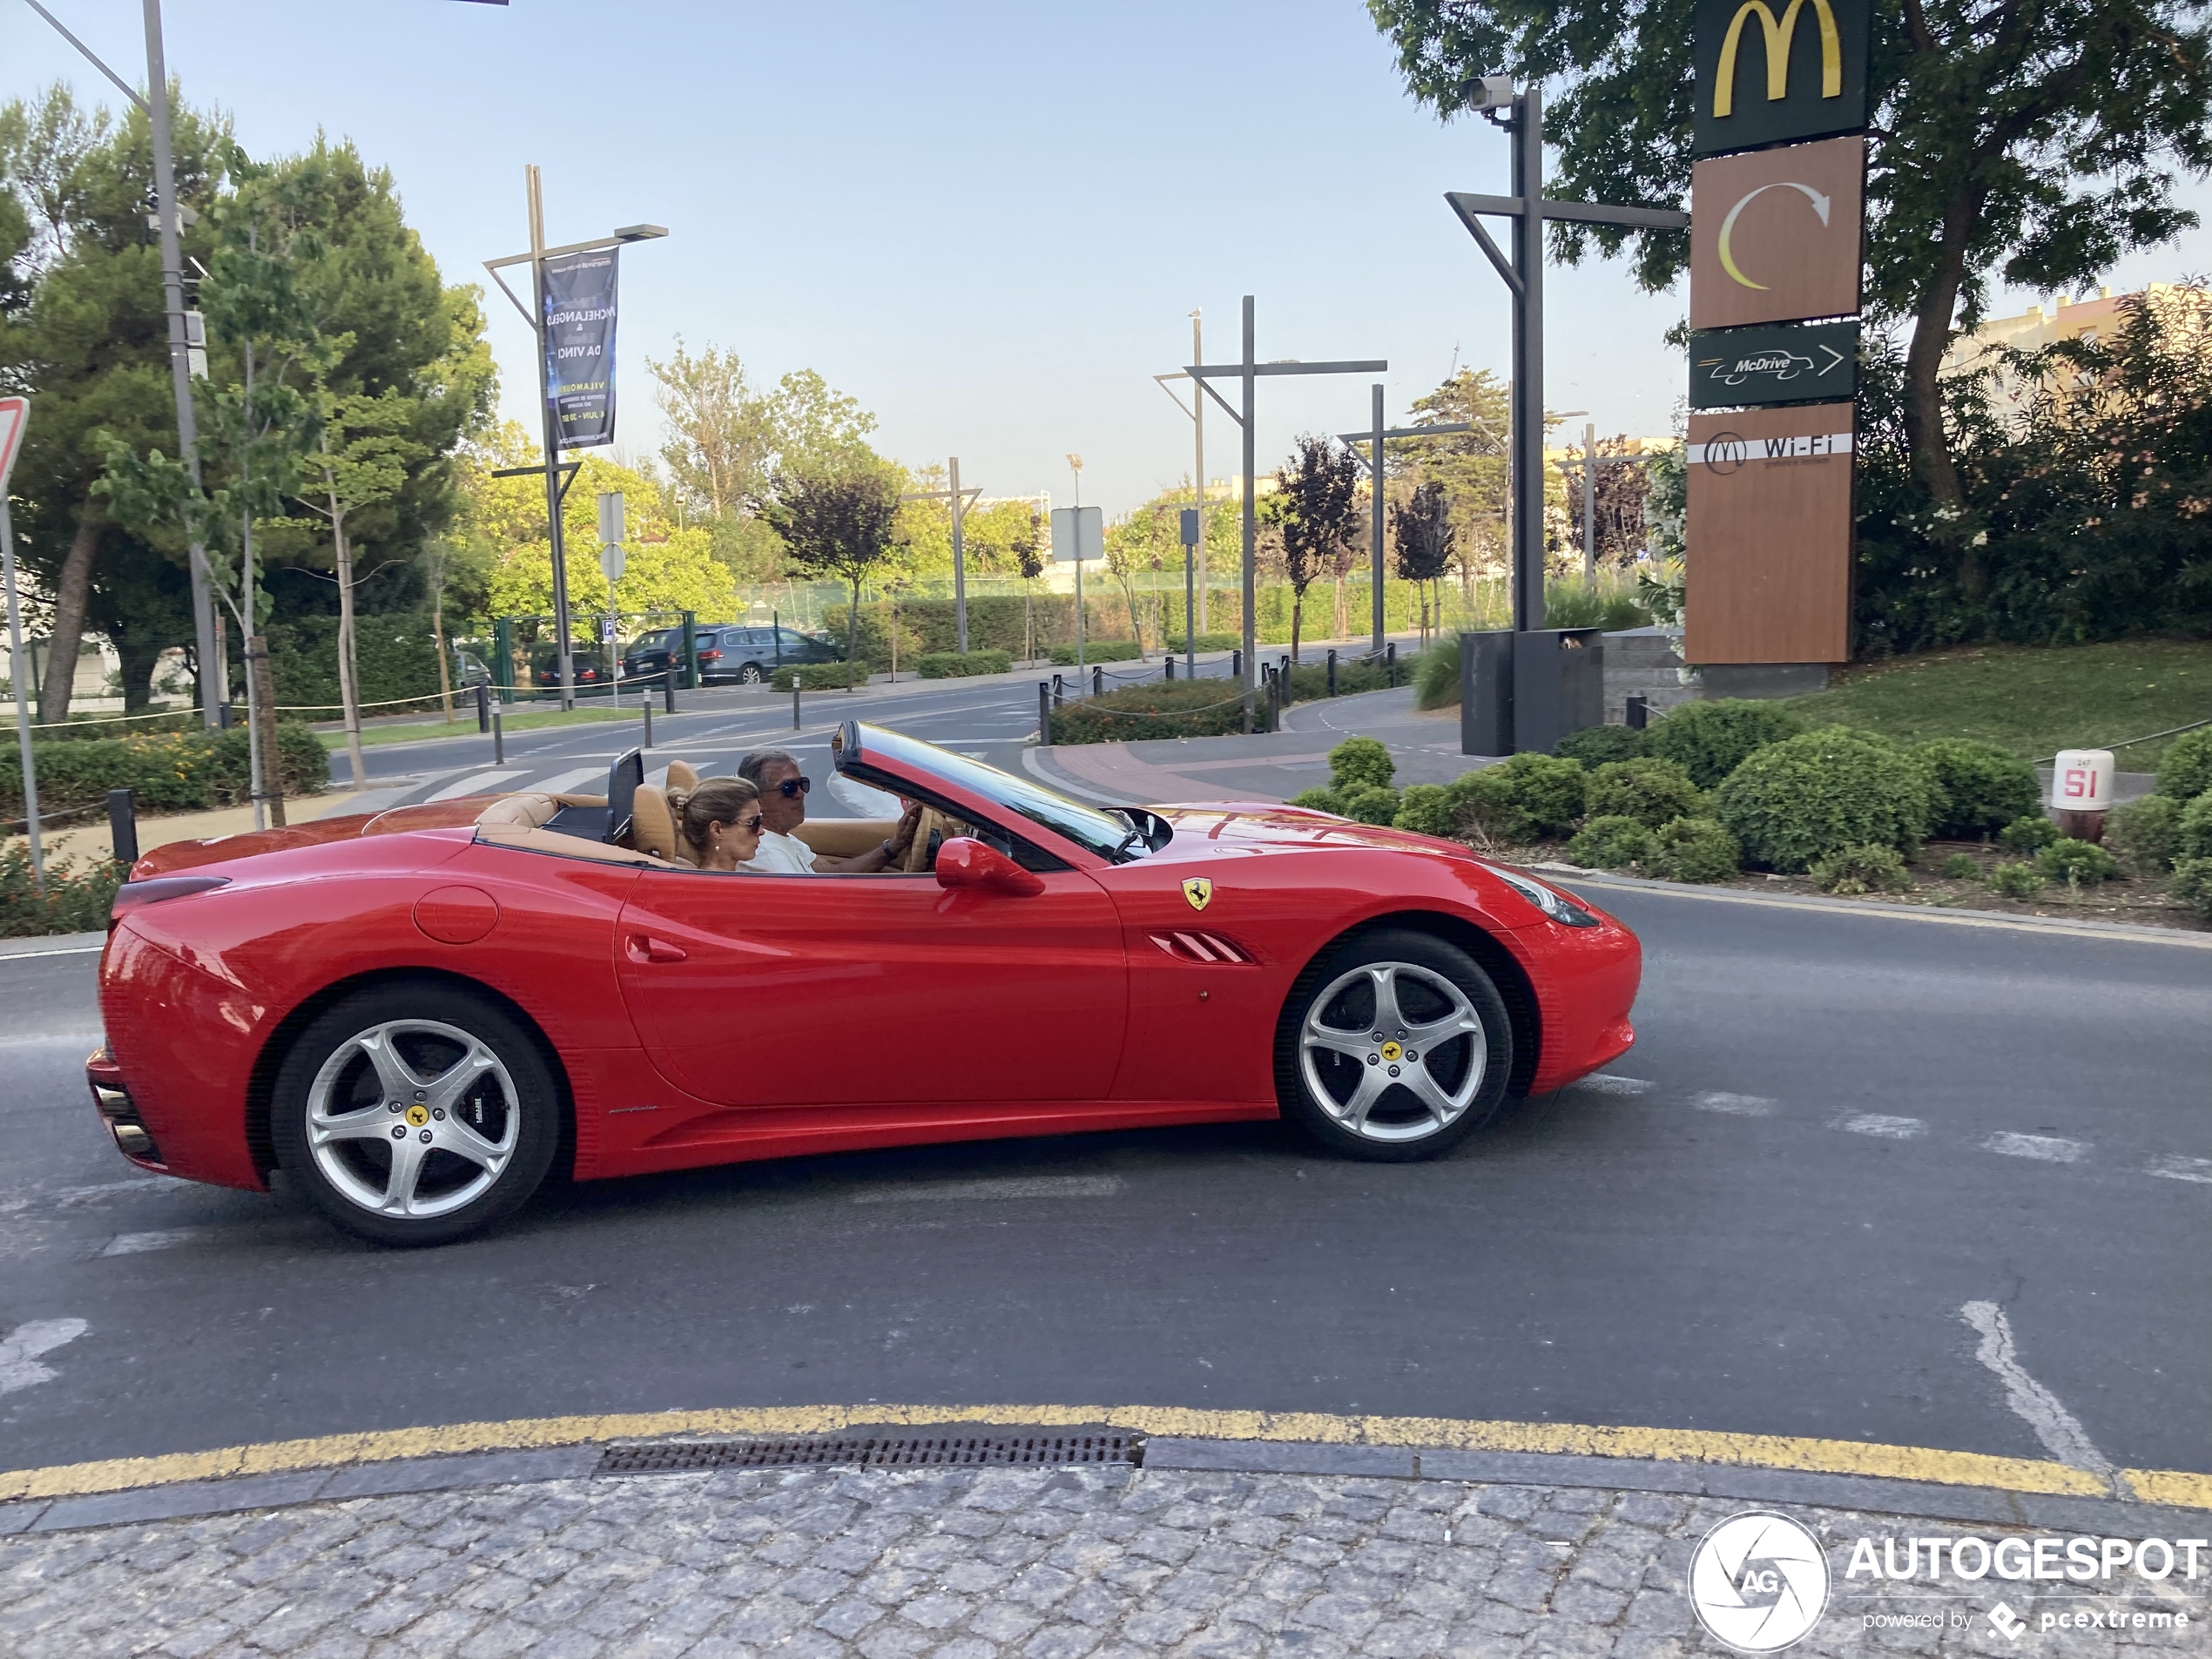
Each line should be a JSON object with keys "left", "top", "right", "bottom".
{"left": 949, "top": 455, "right": 968, "bottom": 656}
{"left": 0, "top": 398, "right": 42, "bottom": 887}
{"left": 527, "top": 166, "right": 576, "bottom": 712}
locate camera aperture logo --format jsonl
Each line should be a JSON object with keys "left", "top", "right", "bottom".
{"left": 1689, "top": 1512, "right": 1832, "bottom": 1651}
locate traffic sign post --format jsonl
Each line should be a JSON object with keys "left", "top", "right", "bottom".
{"left": 1049, "top": 505, "right": 1103, "bottom": 677}
{"left": 0, "top": 397, "right": 44, "bottom": 889}
{"left": 597, "top": 491, "right": 624, "bottom": 709}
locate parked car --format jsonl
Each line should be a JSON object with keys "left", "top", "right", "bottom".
{"left": 623, "top": 624, "right": 843, "bottom": 687}
{"left": 529, "top": 646, "right": 610, "bottom": 691}
{"left": 451, "top": 650, "right": 493, "bottom": 692}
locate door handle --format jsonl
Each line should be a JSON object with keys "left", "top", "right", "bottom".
{"left": 625, "top": 934, "right": 688, "bottom": 964}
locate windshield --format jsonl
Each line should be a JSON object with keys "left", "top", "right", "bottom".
{"left": 844, "top": 724, "right": 1161, "bottom": 862}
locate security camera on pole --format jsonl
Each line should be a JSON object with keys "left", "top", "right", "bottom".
{"left": 597, "top": 490, "right": 625, "bottom": 710}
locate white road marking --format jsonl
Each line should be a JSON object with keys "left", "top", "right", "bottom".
{"left": 1577, "top": 1074, "right": 1656, "bottom": 1096}
{"left": 0, "top": 1318, "right": 88, "bottom": 1394}
{"left": 1985, "top": 1131, "right": 2088, "bottom": 1163}
{"left": 1960, "top": 1301, "right": 2113, "bottom": 1476}
{"left": 53, "top": 1177, "right": 171, "bottom": 1208}
{"left": 1693, "top": 1091, "right": 1777, "bottom": 1116}
{"left": 1836, "top": 1113, "right": 1926, "bottom": 1139}
{"left": 0, "top": 944, "right": 104, "bottom": 960}
{"left": 0, "top": 1029, "right": 105, "bottom": 1050}
{"left": 529, "top": 766, "right": 606, "bottom": 797}
{"left": 99, "top": 1229, "right": 205, "bottom": 1257}
{"left": 426, "top": 767, "right": 525, "bottom": 802}
{"left": 2146, "top": 1155, "right": 2212, "bottom": 1185}
{"left": 851, "top": 1176, "right": 1123, "bottom": 1204}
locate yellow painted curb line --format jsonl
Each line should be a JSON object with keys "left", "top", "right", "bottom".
{"left": 3, "top": 1404, "right": 2207, "bottom": 1511}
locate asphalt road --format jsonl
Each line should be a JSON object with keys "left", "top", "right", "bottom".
{"left": 3, "top": 885, "right": 2207, "bottom": 1485}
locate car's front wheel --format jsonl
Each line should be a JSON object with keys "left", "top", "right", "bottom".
{"left": 1275, "top": 928, "right": 1513, "bottom": 1161}
{"left": 272, "top": 981, "right": 563, "bottom": 1245}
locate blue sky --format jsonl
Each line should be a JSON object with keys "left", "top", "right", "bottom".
{"left": 5, "top": 0, "right": 2207, "bottom": 517}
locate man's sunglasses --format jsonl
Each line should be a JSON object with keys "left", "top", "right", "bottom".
{"left": 774, "top": 776, "right": 812, "bottom": 799}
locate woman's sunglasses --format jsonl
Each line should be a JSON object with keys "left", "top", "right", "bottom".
{"left": 737, "top": 813, "right": 765, "bottom": 833}
{"left": 774, "top": 777, "right": 812, "bottom": 799}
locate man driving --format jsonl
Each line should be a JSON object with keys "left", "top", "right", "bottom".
{"left": 735, "top": 748, "right": 921, "bottom": 874}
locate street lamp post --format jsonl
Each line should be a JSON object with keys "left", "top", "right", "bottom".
{"left": 900, "top": 461, "right": 984, "bottom": 653}
{"left": 483, "top": 174, "right": 665, "bottom": 711}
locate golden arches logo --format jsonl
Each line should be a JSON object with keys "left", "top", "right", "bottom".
{"left": 1713, "top": 0, "right": 1843, "bottom": 118}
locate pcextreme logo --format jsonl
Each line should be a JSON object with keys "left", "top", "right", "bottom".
{"left": 1689, "top": 1512, "right": 1832, "bottom": 1651}
{"left": 1712, "top": 0, "right": 1843, "bottom": 116}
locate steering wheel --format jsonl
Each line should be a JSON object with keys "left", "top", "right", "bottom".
{"left": 901, "top": 806, "right": 948, "bottom": 873}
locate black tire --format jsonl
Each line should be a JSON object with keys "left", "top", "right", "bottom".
{"left": 738, "top": 662, "right": 765, "bottom": 685}
{"left": 272, "top": 981, "right": 563, "bottom": 1245}
{"left": 1274, "top": 927, "right": 1514, "bottom": 1162}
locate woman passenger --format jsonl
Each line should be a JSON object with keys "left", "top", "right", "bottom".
{"left": 671, "top": 778, "right": 765, "bottom": 872}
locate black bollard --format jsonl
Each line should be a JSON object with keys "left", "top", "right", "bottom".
{"left": 1231, "top": 649, "right": 1242, "bottom": 680}
{"left": 1092, "top": 665, "right": 1103, "bottom": 698}
{"left": 664, "top": 669, "right": 677, "bottom": 715}
{"left": 1386, "top": 641, "right": 1398, "bottom": 688}
{"left": 475, "top": 680, "right": 490, "bottom": 733}
{"left": 792, "top": 681, "right": 802, "bottom": 732}
{"left": 107, "top": 789, "right": 138, "bottom": 868}
{"left": 642, "top": 697, "right": 654, "bottom": 749}
{"left": 1327, "top": 649, "right": 1337, "bottom": 698}
{"left": 492, "top": 711, "right": 504, "bottom": 766}
{"left": 1164, "top": 655, "right": 1176, "bottom": 682}
{"left": 1053, "top": 673, "right": 1064, "bottom": 709}
{"left": 1039, "top": 682, "right": 1051, "bottom": 745}
{"left": 1626, "top": 693, "right": 1649, "bottom": 730}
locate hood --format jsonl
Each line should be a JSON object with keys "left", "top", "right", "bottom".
{"left": 1152, "top": 801, "right": 1480, "bottom": 862}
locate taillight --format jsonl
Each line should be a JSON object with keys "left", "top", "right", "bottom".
{"left": 698, "top": 649, "right": 723, "bottom": 662}
{"left": 110, "top": 874, "right": 230, "bottom": 931}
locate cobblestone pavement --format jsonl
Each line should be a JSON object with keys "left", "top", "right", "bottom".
{"left": 1, "top": 1465, "right": 2204, "bottom": 1658}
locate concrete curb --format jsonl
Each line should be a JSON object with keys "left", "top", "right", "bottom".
{"left": 0, "top": 930, "right": 107, "bottom": 960}
{"left": 4, "top": 1433, "right": 2205, "bottom": 1542}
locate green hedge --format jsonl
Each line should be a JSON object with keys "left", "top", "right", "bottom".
{"left": 1, "top": 844, "right": 126, "bottom": 937}
{"left": 1642, "top": 699, "right": 1809, "bottom": 788}
{"left": 1163, "top": 633, "right": 1241, "bottom": 652}
{"left": 1584, "top": 758, "right": 1702, "bottom": 828}
{"left": 914, "top": 650, "right": 1015, "bottom": 678}
{"left": 1910, "top": 738, "right": 2040, "bottom": 837}
{"left": 2, "top": 725, "right": 330, "bottom": 819}
{"left": 1044, "top": 680, "right": 1271, "bottom": 744}
{"left": 265, "top": 614, "right": 443, "bottom": 711}
{"left": 2159, "top": 727, "right": 2212, "bottom": 800}
{"left": 770, "top": 663, "right": 870, "bottom": 691}
{"left": 1049, "top": 639, "right": 1143, "bottom": 666}
{"left": 1710, "top": 727, "right": 1939, "bottom": 871}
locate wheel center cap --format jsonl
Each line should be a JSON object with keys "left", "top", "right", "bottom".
{"left": 1379, "top": 1041, "right": 1402, "bottom": 1062}
{"left": 405, "top": 1104, "right": 430, "bottom": 1128}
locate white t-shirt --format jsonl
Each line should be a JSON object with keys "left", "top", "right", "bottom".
{"left": 738, "top": 828, "right": 819, "bottom": 876}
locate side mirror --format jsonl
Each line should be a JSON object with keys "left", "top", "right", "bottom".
{"left": 935, "top": 836, "right": 1044, "bottom": 897}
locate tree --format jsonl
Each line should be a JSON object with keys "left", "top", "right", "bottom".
{"left": 1369, "top": 0, "right": 2212, "bottom": 585}
{"left": 1559, "top": 435, "right": 1655, "bottom": 571}
{"left": 765, "top": 454, "right": 903, "bottom": 674}
{"left": 1394, "top": 368, "right": 1512, "bottom": 601}
{"left": 1393, "top": 480, "right": 1459, "bottom": 644}
{"left": 1271, "top": 436, "right": 1362, "bottom": 664}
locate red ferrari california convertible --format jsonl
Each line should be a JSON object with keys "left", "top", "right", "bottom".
{"left": 90, "top": 721, "right": 1640, "bottom": 1244}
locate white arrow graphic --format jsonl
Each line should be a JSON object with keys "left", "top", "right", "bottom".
{"left": 1716, "top": 182, "right": 1835, "bottom": 291}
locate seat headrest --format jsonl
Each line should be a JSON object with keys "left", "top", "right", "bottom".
{"left": 475, "top": 793, "right": 560, "bottom": 830}
{"left": 631, "top": 785, "right": 688, "bottom": 864}
{"left": 664, "top": 759, "right": 699, "bottom": 792}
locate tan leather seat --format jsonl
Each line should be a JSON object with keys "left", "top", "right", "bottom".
{"left": 631, "top": 786, "right": 695, "bottom": 866}
{"left": 664, "top": 760, "right": 699, "bottom": 792}
{"left": 475, "top": 793, "right": 561, "bottom": 830}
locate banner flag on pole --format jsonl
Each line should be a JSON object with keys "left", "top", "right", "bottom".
{"left": 543, "top": 248, "right": 619, "bottom": 449}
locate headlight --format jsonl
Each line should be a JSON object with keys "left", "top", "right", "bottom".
{"left": 1491, "top": 867, "right": 1602, "bottom": 927}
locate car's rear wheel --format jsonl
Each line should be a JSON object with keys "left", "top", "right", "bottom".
{"left": 272, "top": 981, "right": 562, "bottom": 1245}
{"left": 738, "top": 662, "right": 765, "bottom": 685}
{"left": 1275, "top": 928, "right": 1513, "bottom": 1162}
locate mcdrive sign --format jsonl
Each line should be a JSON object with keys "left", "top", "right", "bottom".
{"left": 543, "top": 248, "right": 619, "bottom": 450}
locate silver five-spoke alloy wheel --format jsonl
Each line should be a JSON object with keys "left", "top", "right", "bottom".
{"left": 1298, "top": 960, "right": 1487, "bottom": 1143}
{"left": 307, "top": 1019, "right": 520, "bottom": 1219}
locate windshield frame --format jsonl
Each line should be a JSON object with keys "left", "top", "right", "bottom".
{"left": 833, "top": 721, "right": 1163, "bottom": 866}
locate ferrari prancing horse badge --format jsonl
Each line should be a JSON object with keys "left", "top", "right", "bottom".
{"left": 1182, "top": 877, "right": 1212, "bottom": 912}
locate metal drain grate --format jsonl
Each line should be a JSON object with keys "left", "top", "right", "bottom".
{"left": 597, "top": 1431, "right": 1142, "bottom": 1476}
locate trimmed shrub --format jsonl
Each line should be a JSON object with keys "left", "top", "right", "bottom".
{"left": 914, "top": 650, "right": 1014, "bottom": 678}
{"left": 1565, "top": 814, "right": 1656, "bottom": 870}
{"left": 1556, "top": 725, "right": 1649, "bottom": 767}
{"left": 1941, "top": 852, "right": 1983, "bottom": 880}
{"left": 2037, "top": 837, "right": 2121, "bottom": 886}
{"left": 1585, "top": 757, "right": 1702, "bottom": 828}
{"left": 1048, "top": 639, "right": 1143, "bottom": 666}
{"left": 1810, "top": 843, "right": 1912, "bottom": 894}
{"left": 2156, "top": 726, "right": 2212, "bottom": 800}
{"left": 1642, "top": 698, "right": 1807, "bottom": 788}
{"left": 1, "top": 725, "right": 328, "bottom": 819}
{"left": 2173, "top": 856, "right": 2212, "bottom": 921}
{"left": 1287, "top": 651, "right": 1413, "bottom": 701}
{"left": 1327, "top": 737, "right": 1395, "bottom": 791}
{"left": 2177, "top": 790, "right": 2212, "bottom": 860}
{"left": 1163, "top": 632, "right": 1240, "bottom": 652}
{"left": 1910, "top": 738, "right": 2041, "bottom": 838}
{"left": 1046, "top": 679, "right": 1270, "bottom": 744}
{"left": 1392, "top": 784, "right": 1459, "bottom": 838}
{"left": 1709, "top": 728, "right": 1939, "bottom": 872}
{"left": 0, "top": 844, "right": 126, "bottom": 937}
{"left": 1289, "top": 786, "right": 1343, "bottom": 815}
{"left": 1457, "top": 753, "right": 1587, "bottom": 844}
{"left": 2102, "top": 794, "right": 2183, "bottom": 873}
{"left": 1649, "top": 815, "right": 1740, "bottom": 883}
{"left": 1339, "top": 783, "right": 1403, "bottom": 826}
{"left": 1987, "top": 860, "right": 2048, "bottom": 900}
{"left": 1997, "top": 813, "right": 2059, "bottom": 853}
{"left": 770, "top": 662, "right": 869, "bottom": 691}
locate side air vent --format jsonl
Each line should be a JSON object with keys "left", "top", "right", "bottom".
{"left": 1150, "top": 931, "right": 1253, "bottom": 965}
